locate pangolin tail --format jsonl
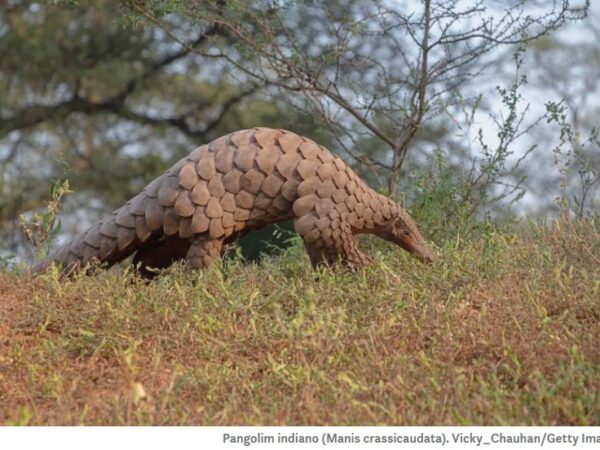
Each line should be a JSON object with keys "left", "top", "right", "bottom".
{"left": 33, "top": 192, "right": 160, "bottom": 275}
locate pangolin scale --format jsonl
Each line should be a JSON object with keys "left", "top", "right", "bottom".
{"left": 36, "top": 128, "right": 433, "bottom": 277}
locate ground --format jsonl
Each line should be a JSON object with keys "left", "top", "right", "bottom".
{"left": 0, "top": 219, "right": 599, "bottom": 425}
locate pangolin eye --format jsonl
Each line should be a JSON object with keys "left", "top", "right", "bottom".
{"left": 403, "top": 230, "right": 410, "bottom": 236}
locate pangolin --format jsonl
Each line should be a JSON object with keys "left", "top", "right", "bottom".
{"left": 36, "top": 128, "right": 434, "bottom": 277}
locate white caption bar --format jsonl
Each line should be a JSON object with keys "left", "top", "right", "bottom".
{"left": 1, "top": 426, "right": 599, "bottom": 450}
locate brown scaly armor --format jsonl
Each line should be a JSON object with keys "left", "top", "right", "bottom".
{"left": 35, "top": 128, "right": 434, "bottom": 277}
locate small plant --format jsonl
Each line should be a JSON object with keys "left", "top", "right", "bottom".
{"left": 409, "top": 46, "right": 537, "bottom": 241}
{"left": 474, "top": 46, "right": 536, "bottom": 208}
{"left": 546, "top": 101, "right": 600, "bottom": 219}
{"left": 19, "top": 179, "right": 72, "bottom": 258}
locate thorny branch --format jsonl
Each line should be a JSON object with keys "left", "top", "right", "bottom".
{"left": 125, "top": 0, "right": 588, "bottom": 192}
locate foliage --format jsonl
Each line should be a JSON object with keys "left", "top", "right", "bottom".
{"left": 1, "top": 218, "right": 599, "bottom": 425}
{"left": 524, "top": 28, "right": 600, "bottom": 216}
{"left": 123, "top": 0, "right": 588, "bottom": 193}
{"left": 400, "top": 47, "right": 535, "bottom": 240}
{"left": 236, "top": 221, "right": 296, "bottom": 261}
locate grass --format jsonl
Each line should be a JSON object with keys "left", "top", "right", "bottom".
{"left": 0, "top": 218, "right": 599, "bottom": 425}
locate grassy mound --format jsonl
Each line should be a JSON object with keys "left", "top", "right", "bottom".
{"left": 0, "top": 220, "right": 599, "bottom": 425}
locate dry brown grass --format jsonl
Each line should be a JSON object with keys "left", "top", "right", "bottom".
{"left": 0, "top": 219, "right": 599, "bottom": 425}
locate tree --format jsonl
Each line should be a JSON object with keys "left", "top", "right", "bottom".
{"left": 0, "top": 0, "right": 330, "bottom": 257}
{"left": 125, "top": 0, "right": 588, "bottom": 195}
{"left": 1, "top": 1, "right": 593, "bottom": 262}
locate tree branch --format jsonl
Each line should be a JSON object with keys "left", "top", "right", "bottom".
{"left": 0, "top": 24, "right": 221, "bottom": 139}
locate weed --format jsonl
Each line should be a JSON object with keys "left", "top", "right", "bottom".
{"left": 18, "top": 179, "right": 72, "bottom": 259}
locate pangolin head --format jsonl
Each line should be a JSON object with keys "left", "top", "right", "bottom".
{"left": 375, "top": 202, "right": 435, "bottom": 264}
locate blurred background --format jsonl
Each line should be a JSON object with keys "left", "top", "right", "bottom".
{"left": 0, "top": 0, "right": 597, "bottom": 264}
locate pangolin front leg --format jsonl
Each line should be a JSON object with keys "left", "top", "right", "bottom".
{"left": 294, "top": 213, "right": 371, "bottom": 269}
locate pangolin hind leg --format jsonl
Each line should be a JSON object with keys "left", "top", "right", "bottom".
{"left": 302, "top": 242, "right": 340, "bottom": 268}
{"left": 185, "top": 236, "right": 224, "bottom": 270}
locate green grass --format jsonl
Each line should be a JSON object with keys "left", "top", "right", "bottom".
{"left": 0, "top": 219, "right": 599, "bottom": 425}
